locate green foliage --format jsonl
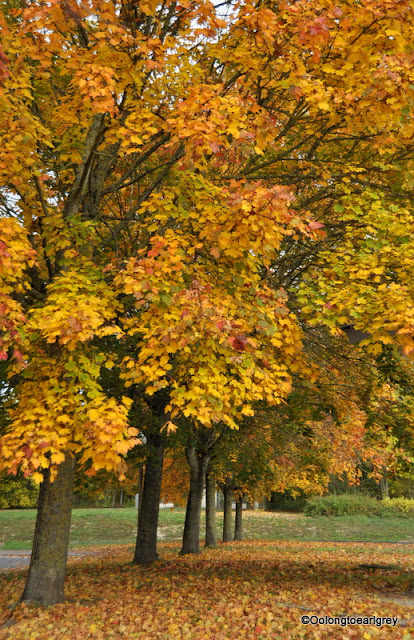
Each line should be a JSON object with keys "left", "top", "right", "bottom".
{"left": 0, "top": 472, "right": 38, "bottom": 509}
{"left": 304, "top": 494, "right": 380, "bottom": 516}
{"left": 390, "top": 476, "right": 414, "bottom": 499}
{"left": 304, "top": 494, "right": 414, "bottom": 517}
{"left": 267, "top": 492, "right": 307, "bottom": 513}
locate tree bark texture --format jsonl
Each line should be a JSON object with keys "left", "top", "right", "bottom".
{"left": 180, "top": 444, "right": 209, "bottom": 555}
{"left": 133, "top": 430, "right": 164, "bottom": 564}
{"left": 378, "top": 466, "right": 389, "bottom": 500}
{"left": 222, "top": 479, "right": 234, "bottom": 542}
{"left": 137, "top": 465, "right": 144, "bottom": 521}
{"left": 20, "top": 455, "right": 76, "bottom": 606}
{"left": 205, "top": 467, "right": 217, "bottom": 548}
{"left": 234, "top": 496, "right": 243, "bottom": 541}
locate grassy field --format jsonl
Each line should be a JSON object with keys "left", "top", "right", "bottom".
{"left": 1, "top": 508, "right": 414, "bottom": 550}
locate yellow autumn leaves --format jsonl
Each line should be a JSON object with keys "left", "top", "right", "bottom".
{"left": 0, "top": 219, "right": 35, "bottom": 363}
{"left": 0, "top": 355, "right": 138, "bottom": 482}
{"left": 1, "top": 0, "right": 414, "bottom": 489}
{"left": 114, "top": 176, "right": 306, "bottom": 429}
{"left": 0, "top": 258, "right": 139, "bottom": 482}
{"left": 30, "top": 267, "right": 121, "bottom": 351}
{"left": 299, "top": 192, "right": 414, "bottom": 354}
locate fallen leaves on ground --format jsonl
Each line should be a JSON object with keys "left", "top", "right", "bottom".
{"left": 0, "top": 541, "right": 413, "bottom": 639}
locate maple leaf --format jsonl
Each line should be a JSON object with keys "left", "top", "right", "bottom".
{"left": 229, "top": 334, "right": 248, "bottom": 352}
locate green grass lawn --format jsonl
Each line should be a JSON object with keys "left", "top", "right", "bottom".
{"left": 1, "top": 508, "right": 413, "bottom": 550}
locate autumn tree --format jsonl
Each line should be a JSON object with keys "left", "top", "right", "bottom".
{"left": 0, "top": 0, "right": 308, "bottom": 597}
{"left": 118, "top": 0, "right": 414, "bottom": 556}
{"left": 2, "top": 0, "right": 414, "bottom": 604}
{"left": 363, "top": 346, "right": 414, "bottom": 498}
{"left": 204, "top": 329, "right": 404, "bottom": 540}
{"left": 0, "top": 0, "right": 233, "bottom": 603}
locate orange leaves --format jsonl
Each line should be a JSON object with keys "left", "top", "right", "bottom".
{"left": 139, "top": 0, "right": 160, "bottom": 17}
{"left": 74, "top": 65, "right": 117, "bottom": 116}
{"left": 171, "top": 86, "right": 252, "bottom": 160}
{"left": 0, "top": 47, "right": 9, "bottom": 85}
{"left": 211, "top": 181, "right": 295, "bottom": 260}
{"left": 1, "top": 0, "right": 414, "bottom": 498}
{"left": 223, "top": 0, "right": 414, "bottom": 141}
{"left": 297, "top": 13, "right": 331, "bottom": 53}
{"left": 0, "top": 219, "right": 36, "bottom": 365}
{"left": 117, "top": 227, "right": 302, "bottom": 427}
{"left": 1, "top": 541, "right": 413, "bottom": 639}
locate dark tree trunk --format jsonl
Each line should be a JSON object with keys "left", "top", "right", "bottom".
{"left": 137, "top": 465, "right": 144, "bottom": 520}
{"left": 234, "top": 496, "right": 243, "bottom": 541}
{"left": 133, "top": 430, "right": 164, "bottom": 564}
{"left": 180, "top": 444, "right": 209, "bottom": 555}
{"left": 222, "top": 479, "right": 234, "bottom": 543}
{"left": 21, "top": 455, "right": 75, "bottom": 606}
{"left": 205, "top": 467, "right": 217, "bottom": 548}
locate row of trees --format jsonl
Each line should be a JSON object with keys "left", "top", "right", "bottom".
{"left": 99, "top": 334, "right": 414, "bottom": 557}
{"left": 1, "top": 0, "right": 414, "bottom": 606}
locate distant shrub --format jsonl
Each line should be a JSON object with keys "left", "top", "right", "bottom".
{"left": 0, "top": 472, "right": 38, "bottom": 509}
{"left": 381, "top": 497, "right": 414, "bottom": 516}
{"left": 304, "top": 494, "right": 414, "bottom": 517}
{"left": 304, "top": 494, "right": 380, "bottom": 516}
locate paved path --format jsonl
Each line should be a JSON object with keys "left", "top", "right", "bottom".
{"left": 0, "top": 550, "right": 84, "bottom": 571}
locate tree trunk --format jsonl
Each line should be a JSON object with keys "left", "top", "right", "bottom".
{"left": 234, "top": 496, "right": 243, "bottom": 541}
{"left": 137, "top": 465, "right": 144, "bottom": 520}
{"left": 133, "top": 430, "right": 164, "bottom": 564}
{"left": 379, "top": 467, "right": 390, "bottom": 500}
{"left": 222, "top": 479, "right": 234, "bottom": 543}
{"left": 180, "top": 444, "right": 209, "bottom": 555}
{"left": 205, "top": 467, "right": 217, "bottom": 548}
{"left": 21, "top": 455, "right": 75, "bottom": 606}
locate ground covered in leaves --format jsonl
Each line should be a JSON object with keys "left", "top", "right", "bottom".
{"left": 0, "top": 541, "right": 413, "bottom": 639}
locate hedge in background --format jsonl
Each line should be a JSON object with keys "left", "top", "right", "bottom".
{"left": 304, "top": 494, "right": 414, "bottom": 517}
